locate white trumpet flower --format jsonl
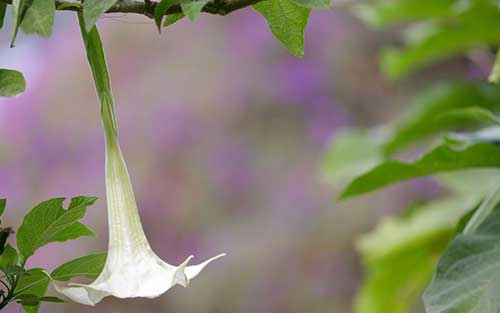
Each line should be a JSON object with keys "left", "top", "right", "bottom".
{"left": 54, "top": 17, "right": 225, "bottom": 306}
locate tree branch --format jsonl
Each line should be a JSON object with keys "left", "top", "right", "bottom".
{"left": 0, "top": 0, "right": 265, "bottom": 17}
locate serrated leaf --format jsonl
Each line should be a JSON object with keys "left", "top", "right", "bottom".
{"left": 16, "top": 196, "right": 97, "bottom": 259}
{"left": 20, "top": 0, "right": 55, "bottom": 37}
{"left": 383, "top": 82, "right": 500, "bottom": 155}
{"left": 154, "top": 0, "right": 178, "bottom": 31}
{"left": 164, "top": 13, "right": 184, "bottom": 27}
{"left": 0, "top": 69, "right": 26, "bottom": 98}
{"left": 14, "top": 269, "right": 50, "bottom": 313}
{"left": 0, "top": 3, "right": 6, "bottom": 29}
{"left": 82, "top": 0, "right": 119, "bottom": 31}
{"left": 423, "top": 205, "right": 500, "bottom": 313}
{"left": 0, "top": 245, "right": 19, "bottom": 269}
{"left": 340, "top": 142, "right": 500, "bottom": 199}
{"left": 51, "top": 252, "right": 106, "bottom": 281}
{"left": 254, "top": 0, "right": 310, "bottom": 57}
{"left": 181, "top": 1, "right": 205, "bottom": 21}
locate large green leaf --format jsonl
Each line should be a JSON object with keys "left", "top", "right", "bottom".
{"left": 355, "top": 196, "right": 473, "bottom": 313}
{"left": 423, "top": 206, "right": 500, "bottom": 313}
{"left": 51, "top": 252, "right": 106, "bottom": 281}
{"left": 14, "top": 269, "right": 50, "bottom": 313}
{"left": 356, "top": 247, "right": 439, "bottom": 313}
{"left": 16, "top": 197, "right": 97, "bottom": 260}
{"left": 254, "top": 0, "right": 310, "bottom": 57}
{"left": 357, "top": 197, "right": 478, "bottom": 263}
{"left": 354, "top": 0, "right": 457, "bottom": 27}
{"left": 0, "top": 69, "right": 26, "bottom": 97}
{"left": 384, "top": 82, "right": 500, "bottom": 155}
{"left": 323, "top": 128, "right": 386, "bottom": 184}
{"left": 82, "top": 0, "right": 119, "bottom": 31}
{"left": 340, "top": 142, "right": 500, "bottom": 199}
{"left": 20, "top": 0, "right": 55, "bottom": 37}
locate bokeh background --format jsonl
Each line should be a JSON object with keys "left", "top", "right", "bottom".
{"left": 0, "top": 3, "right": 473, "bottom": 312}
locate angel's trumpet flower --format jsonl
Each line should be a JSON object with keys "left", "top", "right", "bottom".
{"left": 54, "top": 15, "right": 224, "bottom": 306}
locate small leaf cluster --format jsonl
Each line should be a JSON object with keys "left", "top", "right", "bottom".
{"left": 0, "top": 0, "right": 334, "bottom": 100}
{"left": 323, "top": 1, "right": 500, "bottom": 313}
{"left": 0, "top": 197, "right": 105, "bottom": 312}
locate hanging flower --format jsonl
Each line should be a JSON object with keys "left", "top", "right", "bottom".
{"left": 53, "top": 15, "right": 225, "bottom": 306}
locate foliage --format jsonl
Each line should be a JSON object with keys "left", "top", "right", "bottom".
{"left": 3, "top": 0, "right": 500, "bottom": 311}
{"left": 0, "top": 198, "right": 105, "bottom": 312}
{"left": 321, "top": 1, "right": 500, "bottom": 312}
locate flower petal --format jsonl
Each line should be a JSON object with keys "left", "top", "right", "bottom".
{"left": 53, "top": 253, "right": 225, "bottom": 305}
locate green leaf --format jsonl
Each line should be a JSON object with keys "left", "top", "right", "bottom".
{"left": 340, "top": 142, "right": 500, "bottom": 199}
{"left": 380, "top": 6, "right": 500, "bottom": 80}
{"left": 10, "top": 0, "right": 26, "bottom": 47}
{"left": 462, "top": 184, "right": 500, "bottom": 235}
{"left": 0, "top": 245, "right": 20, "bottom": 269}
{"left": 164, "top": 13, "right": 184, "bottom": 27}
{"left": 355, "top": 197, "right": 467, "bottom": 313}
{"left": 51, "top": 252, "right": 106, "bottom": 281}
{"left": 0, "top": 199, "right": 5, "bottom": 217}
{"left": 82, "top": 0, "right": 119, "bottom": 31}
{"left": 254, "top": 0, "right": 310, "bottom": 57}
{"left": 323, "top": 128, "right": 386, "bottom": 184}
{"left": 437, "top": 107, "right": 500, "bottom": 126}
{"left": 357, "top": 197, "right": 478, "bottom": 263}
{"left": 181, "top": 1, "right": 205, "bottom": 21}
{"left": 14, "top": 269, "right": 50, "bottom": 313}
{"left": 0, "top": 69, "right": 26, "bottom": 98}
{"left": 16, "top": 196, "right": 97, "bottom": 260}
{"left": 290, "top": 0, "right": 330, "bottom": 9}
{"left": 436, "top": 169, "right": 500, "bottom": 196}
{"left": 489, "top": 46, "right": 500, "bottom": 84}
{"left": 20, "top": 0, "right": 55, "bottom": 37}
{"left": 154, "top": 0, "right": 179, "bottom": 31}
{"left": 15, "top": 294, "right": 64, "bottom": 305}
{"left": 384, "top": 82, "right": 500, "bottom": 155}
{"left": 0, "top": 3, "right": 6, "bottom": 29}
{"left": 356, "top": 247, "right": 439, "bottom": 313}
{"left": 423, "top": 205, "right": 500, "bottom": 313}
{"left": 354, "top": 0, "right": 456, "bottom": 27}
{"left": 50, "top": 222, "right": 94, "bottom": 242}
